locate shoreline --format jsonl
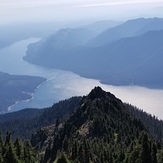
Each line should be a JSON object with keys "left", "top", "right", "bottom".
{"left": 1, "top": 38, "right": 163, "bottom": 120}
{"left": 7, "top": 79, "right": 48, "bottom": 112}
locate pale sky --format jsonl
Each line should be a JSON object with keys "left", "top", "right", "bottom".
{"left": 0, "top": 0, "right": 163, "bottom": 25}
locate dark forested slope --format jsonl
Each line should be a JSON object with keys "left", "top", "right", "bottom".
{"left": 0, "top": 97, "right": 81, "bottom": 140}
{"left": 0, "top": 72, "right": 46, "bottom": 113}
{"left": 29, "top": 87, "right": 163, "bottom": 163}
{"left": 1, "top": 87, "right": 163, "bottom": 162}
{"left": 0, "top": 131, "right": 37, "bottom": 163}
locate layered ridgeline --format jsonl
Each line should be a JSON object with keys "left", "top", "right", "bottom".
{"left": 0, "top": 71, "right": 46, "bottom": 113}
{"left": 24, "top": 17, "right": 163, "bottom": 88}
{"left": 0, "top": 20, "right": 121, "bottom": 49}
{"left": 1, "top": 87, "right": 163, "bottom": 162}
{"left": 34, "top": 87, "right": 163, "bottom": 163}
{"left": 88, "top": 17, "right": 163, "bottom": 46}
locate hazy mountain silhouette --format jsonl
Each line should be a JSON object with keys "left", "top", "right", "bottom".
{"left": 24, "top": 18, "right": 163, "bottom": 88}
{"left": 84, "top": 20, "right": 123, "bottom": 34}
{"left": 88, "top": 17, "right": 163, "bottom": 47}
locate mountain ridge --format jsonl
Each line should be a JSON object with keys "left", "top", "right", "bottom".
{"left": 1, "top": 87, "right": 163, "bottom": 162}
{"left": 25, "top": 27, "right": 163, "bottom": 88}
{"left": 0, "top": 97, "right": 81, "bottom": 139}
{"left": 88, "top": 17, "right": 163, "bottom": 47}
{"left": 33, "top": 87, "right": 163, "bottom": 163}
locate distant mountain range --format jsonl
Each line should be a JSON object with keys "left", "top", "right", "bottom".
{"left": 24, "top": 17, "right": 163, "bottom": 88}
{"left": 84, "top": 20, "right": 122, "bottom": 34}
{"left": 88, "top": 17, "right": 163, "bottom": 46}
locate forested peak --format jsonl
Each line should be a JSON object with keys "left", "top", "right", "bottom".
{"left": 28, "top": 87, "right": 163, "bottom": 163}
{"left": 40, "top": 87, "right": 157, "bottom": 163}
{"left": 74, "top": 87, "right": 125, "bottom": 127}
{"left": 87, "top": 86, "right": 116, "bottom": 100}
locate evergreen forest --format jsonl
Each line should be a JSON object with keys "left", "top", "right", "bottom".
{"left": 1, "top": 87, "right": 163, "bottom": 163}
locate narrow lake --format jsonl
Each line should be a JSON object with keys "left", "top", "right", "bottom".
{"left": 0, "top": 38, "right": 163, "bottom": 119}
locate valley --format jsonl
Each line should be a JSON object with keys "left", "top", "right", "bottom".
{"left": 0, "top": 38, "right": 163, "bottom": 119}
{"left": 24, "top": 18, "right": 163, "bottom": 89}
{"left": 0, "top": 1, "right": 163, "bottom": 162}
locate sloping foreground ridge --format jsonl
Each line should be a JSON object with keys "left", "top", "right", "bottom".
{"left": 31, "top": 86, "right": 163, "bottom": 163}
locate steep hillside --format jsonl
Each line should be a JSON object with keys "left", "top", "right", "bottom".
{"left": 95, "top": 29, "right": 163, "bottom": 87}
{"left": 30, "top": 87, "right": 163, "bottom": 163}
{"left": 1, "top": 87, "right": 163, "bottom": 162}
{"left": 0, "top": 97, "right": 81, "bottom": 139}
{"left": 26, "top": 27, "right": 96, "bottom": 55}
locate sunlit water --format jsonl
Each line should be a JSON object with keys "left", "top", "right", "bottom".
{"left": 0, "top": 38, "right": 163, "bottom": 119}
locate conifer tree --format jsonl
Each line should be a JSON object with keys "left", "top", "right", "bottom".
{"left": 3, "top": 142, "right": 21, "bottom": 163}
{"left": 139, "top": 133, "right": 152, "bottom": 163}
{"left": 0, "top": 131, "right": 3, "bottom": 160}
{"left": 24, "top": 140, "right": 36, "bottom": 163}
{"left": 14, "top": 138, "right": 24, "bottom": 161}
{"left": 54, "top": 153, "right": 71, "bottom": 163}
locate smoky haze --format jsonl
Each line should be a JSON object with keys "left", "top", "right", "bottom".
{"left": 0, "top": 0, "right": 163, "bottom": 26}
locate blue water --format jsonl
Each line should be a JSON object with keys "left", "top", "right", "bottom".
{"left": 0, "top": 38, "right": 101, "bottom": 111}
{"left": 0, "top": 38, "right": 163, "bottom": 119}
